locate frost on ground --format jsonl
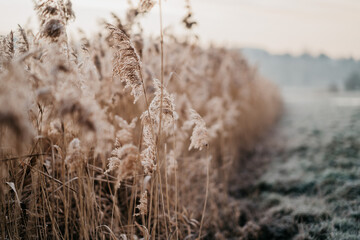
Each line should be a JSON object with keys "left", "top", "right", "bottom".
{"left": 227, "top": 88, "right": 360, "bottom": 240}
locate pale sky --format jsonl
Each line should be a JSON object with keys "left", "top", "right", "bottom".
{"left": 0, "top": 0, "right": 360, "bottom": 59}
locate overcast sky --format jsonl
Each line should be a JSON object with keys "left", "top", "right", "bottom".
{"left": 0, "top": 0, "right": 360, "bottom": 59}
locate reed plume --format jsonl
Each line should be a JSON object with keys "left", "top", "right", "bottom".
{"left": 138, "top": 0, "right": 156, "bottom": 13}
{"left": 187, "top": 109, "right": 209, "bottom": 151}
{"left": 108, "top": 24, "right": 143, "bottom": 103}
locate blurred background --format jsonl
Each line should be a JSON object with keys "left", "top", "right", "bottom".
{"left": 1, "top": 0, "right": 360, "bottom": 92}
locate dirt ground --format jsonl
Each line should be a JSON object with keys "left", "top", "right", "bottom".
{"left": 227, "top": 88, "right": 360, "bottom": 240}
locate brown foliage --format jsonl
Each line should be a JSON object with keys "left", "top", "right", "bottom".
{"left": 0, "top": 1, "right": 282, "bottom": 239}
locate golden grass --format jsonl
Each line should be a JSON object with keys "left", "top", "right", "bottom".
{"left": 0, "top": 0, "right": 282, "bottom": 239}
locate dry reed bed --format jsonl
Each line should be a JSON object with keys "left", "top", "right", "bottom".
{"left": 0, "top": 0, "right": 282, "bottom": 239}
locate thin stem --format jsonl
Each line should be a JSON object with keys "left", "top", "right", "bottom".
{"left": 152, "top": 0, "right": 169, "bottom": 238}
{"left": 198, "top": 147, "right": 210, "bottom": 240}
{"left": 157, "top": 0, "right": 165, "bottom": 142}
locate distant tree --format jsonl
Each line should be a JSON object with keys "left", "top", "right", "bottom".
{"left": 319, "top": 53, "right": 330, "bottom": 60}
{"left": 328, "top": 83, "right": 339, "bottom": 92}
{"left": 345, "top": 73, "right": 360, "bottom": 91}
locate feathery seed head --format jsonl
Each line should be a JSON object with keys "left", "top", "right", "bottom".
{"left": 138, "top": 0, "right": 156, "bottom": 13}
{"left": 134, "top": 190, "right": 148, "bottom": 216}
{"left": 108, "top": 24, "right": 144, "bottom": 103}
{"left": 187, "top": 109, "right": 209, "bottom": 151}
{"left": 149, "top": 78, "right": 178, "bottom": 133}
{"left": 65, "top": 138, "right": 82, "bottom": 172}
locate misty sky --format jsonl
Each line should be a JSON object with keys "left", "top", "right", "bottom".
{"left": 0, "top": 0, "right": 359, "bottom": 59}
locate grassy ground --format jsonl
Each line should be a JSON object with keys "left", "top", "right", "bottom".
{"left": 229, "top": 88, "right": 360, "bottom": 240}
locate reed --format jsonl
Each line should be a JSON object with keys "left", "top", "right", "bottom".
{"left": 0, "top": 0, "right": 282, "bottom": 239}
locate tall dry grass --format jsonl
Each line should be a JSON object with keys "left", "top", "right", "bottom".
{"left": 0, "top": 0, "right": 282, "bottom": 239}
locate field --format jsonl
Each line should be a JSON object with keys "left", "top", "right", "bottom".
{"left": 228, "top": 88, "right": 360, "bottom": 239}
{"left": 0, "top": 0, "right": 282, "bottom": 239}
